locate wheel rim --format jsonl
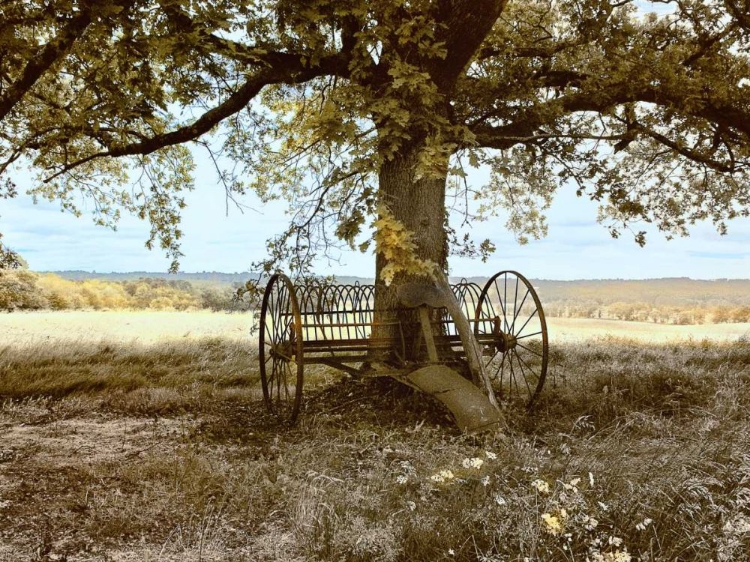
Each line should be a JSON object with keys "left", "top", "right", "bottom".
{"left": 259, "top": 274, "right": 304, "bottom": 424}
{"left": 475, "top": 270, "right": 548, "bottom": 407}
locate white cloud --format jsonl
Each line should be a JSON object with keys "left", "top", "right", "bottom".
{"left": 2, "top": 155, "right": 749, "bottom": 279}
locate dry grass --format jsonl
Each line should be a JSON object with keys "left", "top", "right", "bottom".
{"left": 0, "top": 310, "right": 256, "bottom": 346}
{"left": 1, "top": 334, "right": 749, "bottom": 561}
{"left": 548, "top": 317, "right": 750, "bottom": 343}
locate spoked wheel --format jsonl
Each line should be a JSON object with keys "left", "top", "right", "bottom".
{"left": 259, "top": 274, "right": 304, "bottom": 424}
{"left": 474, "top": 270, "right": 548, "bottom": 408}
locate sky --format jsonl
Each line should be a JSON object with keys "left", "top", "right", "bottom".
{"left": 3, "top": 145, "right": 749, "bottom": 280}
{"left": 2, "top": 0, "right": 748, "bottom": 281}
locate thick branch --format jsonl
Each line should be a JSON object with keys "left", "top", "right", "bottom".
{"left": 471, "top": 85, "right": 750, "bottom": 154}
{"left": 0, "top": 4, "right": 97, "bottom": 120}
{"left": 682, "top": 22, "right": 739, "bottom": 67}
{"left": 724, "top": 0, "right": 750, "bottom": 30}
{"left": 478, "top": 39, "right": 585, "bottom": 61}
{"left": 636, "top": 125, "right": 739, "bottom": 173}
{"left": 44, "top": 57, "right": 345, "bottom": 180}
{"left": 431, "top": 0, "right": 508, "bottom": 91}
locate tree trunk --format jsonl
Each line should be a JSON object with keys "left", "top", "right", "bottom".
{"left": 372, "top": 141, "right": 501, "bottom": 412}
{"left": 373, "top": 142, "right": 448, "bottom": 362}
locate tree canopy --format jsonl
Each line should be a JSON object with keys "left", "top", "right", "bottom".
{"left": 1, "top": 0, "right": 749, "bottom": 275}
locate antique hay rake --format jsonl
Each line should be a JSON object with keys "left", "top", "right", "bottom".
{"left": 258, "top": 270, "right": 548, "bottom": 430}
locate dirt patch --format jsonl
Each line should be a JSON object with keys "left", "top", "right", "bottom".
{"left": 0, "top": 403, "right": 199, "bottom": 561}
{"left": 1, "top": 416, "right": 191, "bottom": 468}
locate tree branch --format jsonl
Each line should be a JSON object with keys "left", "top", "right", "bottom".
{"left": 635, "top": 124, "right": 740, "bottom": 173}
{"left": 0, "top": 3, "right": 98, "bottom": 120}
{"left": 43, "top": 56, "right": 346, "bottom": 181}
{"left": 431, "top": 0, "right": 509, "bottom": 92}
{"left": 470, "top": 83, "right": 750, "bottom": 154}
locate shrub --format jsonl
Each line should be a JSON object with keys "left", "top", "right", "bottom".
{"left": 0, "top": 270, "right": 48, "bottom": 311}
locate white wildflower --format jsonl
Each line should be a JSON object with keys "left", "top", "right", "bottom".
{"left": 430, "top": 469, "right": 455, "bottom": 483}
{"left": 564, "top": 478, "right": 581, "bottom": 493}
{"left": 635, "top": 517, "right": 653, "bottom": 531}
{"left": 485, "top": 450, "right": 497, "bottom": 460}
{"left": 542, "top": 513, "right": 563, "bottom": 535}
{"left": 399, "top": 460, "right": 415, "bottom": 475}
{"left": 584, "top": 516, "right": 599, "bottom": 531}
{"left": 588, "top": 549, "right": 631, "bottom": 562}
{"left": 396, "top": 475, "right": 408, "bottom": 485}
{"left": 494, "top": 494, "right": 507, "bottom": 506}
{"left": 481, "top": 475, "right": 490, "bottom": 487}
{"left": 608, "top": 536, "right": 624, "bottom": 547}
{"left": 723, "top": 515, "right": 750, "bottom": 535}
{"left": 462, "top": 457, "right": 484, "bottom": 469}
{"left": 532, "top": 479, "right": 551, "bottom": 494}
{"left": 613, "top": 550, "right": 632, "bottom": 562}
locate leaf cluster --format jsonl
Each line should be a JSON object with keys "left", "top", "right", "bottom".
{"left": 1, "top": 0, "right": 749, "bottom": 271}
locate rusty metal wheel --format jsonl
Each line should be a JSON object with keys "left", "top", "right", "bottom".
{"left": 259, "top": 273, "right": 303, "bottom": 424}
{"left": 475, "top": 270, "right": 548, "bottom": 408}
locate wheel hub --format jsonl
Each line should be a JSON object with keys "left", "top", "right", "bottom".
{"left": 270, "top": 340, "right": 294, "bottom": 361}
{"left": 492, "top": 316, "right": 516, "bottom": 352}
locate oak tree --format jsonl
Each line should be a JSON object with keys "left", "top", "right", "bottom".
{"left": 2, "top": 0, "right": 749, "bottom": 354}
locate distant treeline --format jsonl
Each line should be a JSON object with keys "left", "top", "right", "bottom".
{"left": 3, "top": 270, "right": 749, "bottom": 324}
{"left": 542, "top": 301, "right": 750, "bottom": 324}
{"left": 535, "top": 279, "right": 750, "bottom": 324}
{"left": 48, "top": 270, "right": 258, "bottom": 285}
{"left": 0, "top": 270, "right": 251, "bottom": 312}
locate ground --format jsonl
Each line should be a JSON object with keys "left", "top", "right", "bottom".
{"left": 1, "top": 312, "right": 749, "bottom": 561}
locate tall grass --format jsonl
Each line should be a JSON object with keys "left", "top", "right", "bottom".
{"left": 1, "top": 337, "right": 748, "bottom": 560}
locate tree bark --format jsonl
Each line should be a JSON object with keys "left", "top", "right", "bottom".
{"left": 372, "top": 142, "right": 501, "bottom": 411}
{"left": 373, "top": 142, "right": 448, "bottom": 362}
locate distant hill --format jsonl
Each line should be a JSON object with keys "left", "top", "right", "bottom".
{"left": 22, "top": 271, "right": 750, "bottom": 323}
{"left": 44, "top": 270, "right": 257, "bottom": 285}
{"left": 46, "top": 271, "right": 750, "bottom": 306}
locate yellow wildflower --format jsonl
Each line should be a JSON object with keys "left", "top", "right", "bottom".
{"left": 542, "top": 513, "right": 563, "bottom": 535}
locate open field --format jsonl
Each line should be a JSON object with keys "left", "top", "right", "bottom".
{"left": 549, "top": 317, "right": 750, "bottom": 342}
{"left": 1, "top": 313, "right": 749, "bottom": 561}
{"left": 2, "top": 310, "right": 750, "bottom": 347}
{"left": 0, "top": 311, "right": 256, "bottom": 346}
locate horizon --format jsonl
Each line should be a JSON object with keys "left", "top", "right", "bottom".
{"left": 33, "top": 269, "right": 750, "bottom": 283}
{"left": 5, "top": 142, "right": 750, "bottom": 280}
